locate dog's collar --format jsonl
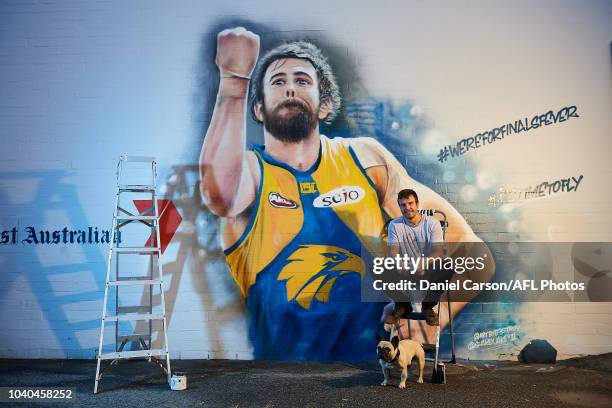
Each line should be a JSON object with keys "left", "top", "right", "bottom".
{"left": 386, "top": 348, "right": 400, "bottom": 363}
{"left": 392, "top": 348, "right": 401, "bottom": 362}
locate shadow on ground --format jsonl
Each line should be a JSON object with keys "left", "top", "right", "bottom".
{"left": 1, "top": 354, "right": 612, "bottom": 407}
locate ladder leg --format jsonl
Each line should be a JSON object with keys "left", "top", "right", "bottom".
{"left": 447, "top": 291, "right": 456, "bottom": 364}
{"left": 94, "top": 357, "right": 101, "bottom": 394}
{"left": 434, "top": 319, "right": 441, "bottom": 367}
{"left": 152, "top": 186, "right": 172, "bottom": 384}
{"left": 94, "top": 185, "right": 119, "bottom": 394}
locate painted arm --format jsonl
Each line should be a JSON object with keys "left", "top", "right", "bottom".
{"left": 356, "top": 137, "right": 495, "bottom": 340}
{"left": 199, "top": 27, "right": 260, "bottom": 217}
{"left": 360, "top": 136, "right": 494, "bottom": 280}
{"left": 355, "top": 136, "right": 484, "bottom": 243}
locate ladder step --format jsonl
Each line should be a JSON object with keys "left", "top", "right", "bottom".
{"left": 98, "top": 349, "right": 166, "bottom": 360}
{"left": 422, "top": 343, "right": 437, "bottom": 352}
{"left": 117, "top": 306, "right": 150, "bottom": 313}
{"left": 117, "top": 215, "right": 157, "bottom": 221}
{"left": 104, "top": 314, "right": 164, "bottom": 322}
{"left": 118, "top": 184, "right": 155, "bottom": 192}
{"left": 403, "top": 312, "right": 427, "bottom": 320}
{"left": 121, "top": 156, "right": 156, "bottom": 163}
{"left": 114, "top": 247, "right": 159, "bottom": 253}
{"left": 108, "top": 279, "right": 161, "bottom": 286}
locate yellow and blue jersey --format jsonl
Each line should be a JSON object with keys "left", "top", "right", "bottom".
{"left": 224, "top": 135, "right": 387, "bottom": 360}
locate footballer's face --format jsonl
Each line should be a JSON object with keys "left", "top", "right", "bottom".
{"left": 256, "top": 58, "right": 326, "bottom": 142}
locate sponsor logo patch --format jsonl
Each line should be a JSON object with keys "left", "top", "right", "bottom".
{"left": 268, "top": 192, "right": 298, "bottom": 209}
{"left": 299, "top": 181, "right": 318, "bottom": 194}
{"left": 313, "top": 186, "right": 365, "bottom": 208}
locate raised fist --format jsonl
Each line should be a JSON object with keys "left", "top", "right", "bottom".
{"left": 216, "top": 27, "right": 260, "bottom": 79}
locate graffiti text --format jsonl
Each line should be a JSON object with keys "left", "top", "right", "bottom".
{"left": 438, "top": 106, "right": 579, "bottom": 162}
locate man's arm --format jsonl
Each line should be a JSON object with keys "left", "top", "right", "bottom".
{"left": 428, "top": 217, "right": 445, "bottom": 258}
{"left": 386, "top": 220, "right": 400, "bottom": 258}
{"left": 199, "top": 27, "right": 260, "bottom": 217}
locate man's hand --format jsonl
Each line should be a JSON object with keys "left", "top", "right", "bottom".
{"left": 216, "top": 27, "right": 260, "bottom": 79}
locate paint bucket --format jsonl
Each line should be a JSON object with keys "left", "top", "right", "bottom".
{"left": 170, "top": 372, "right": 187, "bottom": 391}
{"left": 431, "top": 363, "right": 446, "bottom": 384}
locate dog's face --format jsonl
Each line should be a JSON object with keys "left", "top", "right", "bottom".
{"left": 376, "top": 335, "right": 400, "bottom": 363}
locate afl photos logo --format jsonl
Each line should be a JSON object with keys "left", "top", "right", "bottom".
{"left": 268, "top": 192, "right": 298, "bottom": 209}
{"left": 313, "top": 186, "right": 365, "bottom": 208}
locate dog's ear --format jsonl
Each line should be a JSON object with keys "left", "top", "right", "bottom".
{"left": 376, "top": 334, "right": 383, "bottom": 344}
{"left": 391, "top": 336, "right": 400, "bottom": 349}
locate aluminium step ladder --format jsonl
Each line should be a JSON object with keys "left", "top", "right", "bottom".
{"left": 94, "top": 155, "right": 172, "bottom": 394}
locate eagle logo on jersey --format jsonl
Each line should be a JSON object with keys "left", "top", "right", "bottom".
{"left": 277, "top": 245, "right": 365, "bottom": 310}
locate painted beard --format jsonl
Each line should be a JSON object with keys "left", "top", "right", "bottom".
{"left": 262, "top": 99, "right": 319, "bottom": 143}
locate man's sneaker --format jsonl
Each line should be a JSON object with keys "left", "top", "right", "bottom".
{"left": 393, "top": 302, "right": 414, "bottom": 319}
{"left": 424, "top": 308, "right": 439, "bottom": 326}
{"left": 383, "top": 302, "right": 412, "bottom": 324}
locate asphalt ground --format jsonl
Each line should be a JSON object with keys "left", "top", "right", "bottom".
{"left": 1, "top": 355, "right": 612, "bottom": 407}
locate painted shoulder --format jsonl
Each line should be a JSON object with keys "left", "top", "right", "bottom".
{"left": 344, "top": 136, "right": 394, "bottom": 169}
{"left": 321, "top": 135, "right": 393, "bottom": 169}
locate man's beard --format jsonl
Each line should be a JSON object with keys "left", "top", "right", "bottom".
{"left": 262, "top": 99, "right": 318, "bottom": 143}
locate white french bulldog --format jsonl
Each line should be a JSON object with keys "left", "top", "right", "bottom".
{"left": 376, "top": 334, "right": 425, "bottom": 389}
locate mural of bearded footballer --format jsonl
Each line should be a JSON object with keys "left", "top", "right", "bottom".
{"left": 199, "top": 27, "right": 493, "bottom": 360}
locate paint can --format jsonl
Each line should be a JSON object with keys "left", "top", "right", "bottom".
{"left": 170, "top": 372, "right": 187, "bottom": 391}
{"left": 431, "top": 363, "right": 446, "bottom": 384}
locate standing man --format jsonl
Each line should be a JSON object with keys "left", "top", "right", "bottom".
{"left": 199, "top": 27, "right": 488, "bottom": 360}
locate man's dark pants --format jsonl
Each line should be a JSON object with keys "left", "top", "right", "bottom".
{"left": 388, "top": 265, "right": 455, "bottom": 319}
